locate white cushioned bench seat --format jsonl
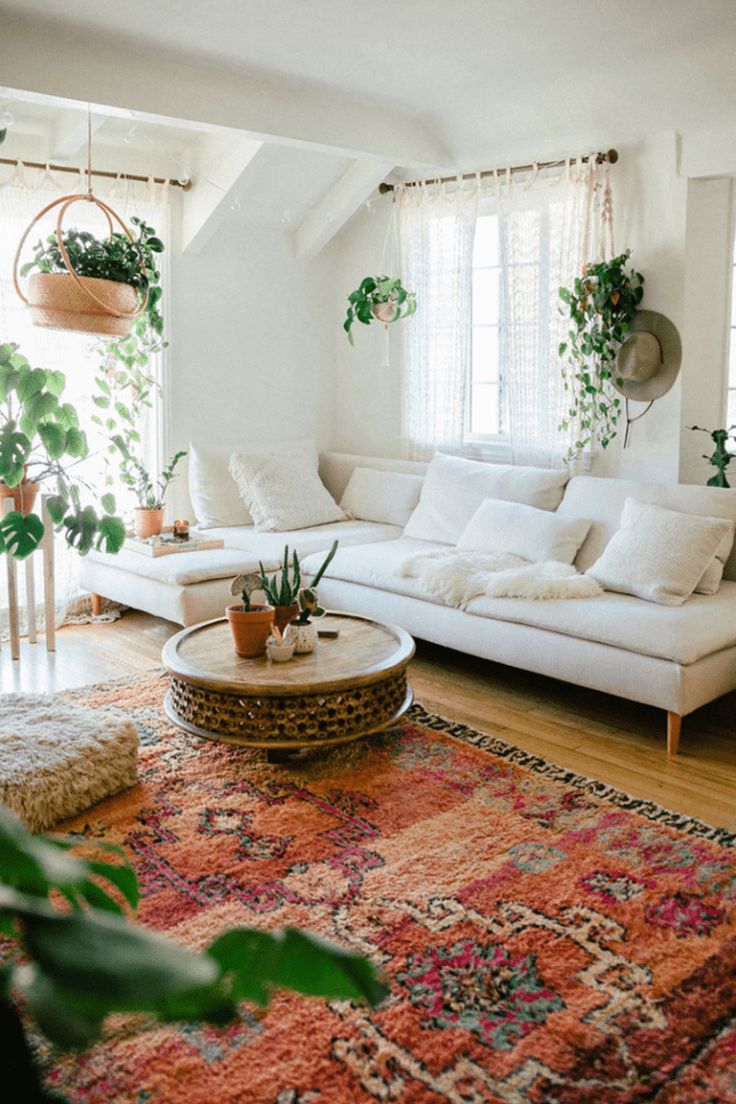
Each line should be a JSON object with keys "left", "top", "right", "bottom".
{"left": 84, "top": 547, "right": 279, "bottom": 587}
{"left": 204, "top": 520, "right": 402, "bottom": 558}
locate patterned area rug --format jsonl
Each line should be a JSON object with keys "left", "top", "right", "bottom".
{"left": 38, "top": 670, "right": 736, "bottom": 1104}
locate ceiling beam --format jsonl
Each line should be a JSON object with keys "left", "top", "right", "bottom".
{"left": 180, "top": 134, "right": 264, "bottom": 253}
{"left": 0, "top": 13, "right": 450, "bottom": 171}
{"left": 294, "top": 159, "right": 393, "bottom": 260}
{"left": 51, "top": 110, "right": 106, "bottom": 163}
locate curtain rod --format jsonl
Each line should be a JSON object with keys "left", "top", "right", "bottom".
{"left": 378, "top": 148, "right": 619, "bottom": 194}
{"left": 0, "top": 157, "right": 192, "bottom": 191}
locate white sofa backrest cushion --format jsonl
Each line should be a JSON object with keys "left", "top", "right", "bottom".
{"left": 458, "top": 498, "right": 591, "bottom": 563}
{"left": 404, "top": 453, "right": 570, "bottom": 544}
{"left": 319, "top": 451, "right": 428, "bottom": 503}
{"left": 559, "top": 475, "right": 736, "bottom": 580}
{"left": 189, "top": 438, "right": 317, "bottom": 529}
{"left": 586, "top": 498, "right": 734, "bottom": 606}
{"left": 340, "top": 467, "right": 424, "bottom": 527}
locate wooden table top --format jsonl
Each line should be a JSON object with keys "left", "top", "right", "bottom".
{"left": 162, "top": 611, "right": 415, "bottom": 696}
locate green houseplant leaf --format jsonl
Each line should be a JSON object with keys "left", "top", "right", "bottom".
{"left": 0, "top": 511, "right": 44, "bottom": 558}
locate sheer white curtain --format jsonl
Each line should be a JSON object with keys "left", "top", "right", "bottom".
{"left": 0, "top": 166, "right": 172, "bottom": 639}
{"left": 499, "top": 158, "right": 612, "bottom": 468}
{"left": 398, "top": 180, "right": 479, "bottom": 459}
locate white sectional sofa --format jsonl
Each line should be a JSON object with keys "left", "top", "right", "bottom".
{"left": 79, "top": 450, "right": 736, "bottom": 753}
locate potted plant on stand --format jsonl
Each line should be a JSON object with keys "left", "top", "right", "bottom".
{"left": 259, "top": 540, "right": 338, "bottom": 633}
{"left": 227, "top": 572, "right": 274, "bottom": 657}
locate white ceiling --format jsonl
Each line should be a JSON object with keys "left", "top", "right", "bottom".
{"left": 0, "top": 0, "right": 734, "bottom": 167}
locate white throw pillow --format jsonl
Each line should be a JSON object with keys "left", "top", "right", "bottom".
{"left": 404, "top": 453, "right": 570, "bottom": 544}
{"left": 587, "top": 498, "right": 735, "bottom": 606}
{"left": 340, "top": 467, "right": 424, "bottom": 527}
{"left": 229, "top": 449, "right": 346, "bottom": 532}
{"left": 188, "top": 438, "right": 317, "bottom": 529}
{"left": 458, "top": 498, "right": 591, "bottom": 564}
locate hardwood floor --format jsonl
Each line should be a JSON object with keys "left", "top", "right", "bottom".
{"left": 2, "top": 611, "right": 735, "bottom": 830}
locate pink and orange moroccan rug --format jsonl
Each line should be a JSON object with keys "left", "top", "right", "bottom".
{"left": 37, "top": 670, "right": 736, "bottom": 1103}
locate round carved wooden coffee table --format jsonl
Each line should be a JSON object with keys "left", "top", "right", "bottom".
{"left": 162, "top": 611, "right": 415, "bottom": 758}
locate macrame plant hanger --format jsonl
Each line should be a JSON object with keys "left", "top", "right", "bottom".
{"left": 13, "top": 106, "right": 148, "bottom": 338}
{"left": 376, "top": 196, "right": 401, "bottom": 369}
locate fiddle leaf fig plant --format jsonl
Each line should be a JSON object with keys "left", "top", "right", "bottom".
{"left": 343, "top": 276, "right": 416, "bottom": 345}
{"left": 0, "top": 805, "right": 388, "bottom": 1102}
{"left": 558, "top": 250, "right": 644, "bottom": 460}
{"left": 0, "top": 342, "right": 125, "bottom": 560}
{"left": 689, "top": 424, "right": 736, "bottom": 487}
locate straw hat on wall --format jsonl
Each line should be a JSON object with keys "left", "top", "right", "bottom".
{"left": 612, "top": 309, "right": 682, "bottom": 402}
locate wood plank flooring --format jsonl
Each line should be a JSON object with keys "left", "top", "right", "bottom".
{"left": 2, "top": 611, "right": 734, "bottom": 830}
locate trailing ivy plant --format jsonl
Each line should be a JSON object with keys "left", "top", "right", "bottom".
{"left": 0, "top": 342, "right": 125, "bottom": 559}
{"left": 343, "top": 276, "right": 416, "bottom": 345}
{"left": 20, "top": 217, "right": 165, "bottom": 335}
{"left": 689, "top": 424, "right": 736, "bottom": 487}
{"left": 558, "top": 250, "right": 644, "bottom": 461}
{"left": 0, "top": 805, "right": 387, "bottom": 1102}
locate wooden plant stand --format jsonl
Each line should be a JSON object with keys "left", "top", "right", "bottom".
{"left": 3, "top": 495, "right": 56, "bottom": 660}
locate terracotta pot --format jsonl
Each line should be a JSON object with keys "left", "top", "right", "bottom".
{"left": 0, "top": 480, "right": 41, "bottom": 516}
{"left": 273, "top": 602, "right": 300, "bottom": 634}
{"left": 27, "top": 272, "right": 139, "bottom": 338}
{"left": 134, "top": 507, "right": 164, "bottom": 539}
{"left": 372, "top": 300, "right": 397, "bottom": 324}
{"left": 226, "top": 604, "right": 274, "bottom": 657}
{"left": 285, "top": 621, "right": 319, "bottom": 655}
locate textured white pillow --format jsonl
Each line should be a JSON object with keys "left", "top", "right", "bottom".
{"left": 229, "top": 449, "right": 346, "bottom": 532}
{"left": 340, "top": 467, "right": 424, "bottom": 527}
{"left": 188, "top": 438, "right": 317, "bottom": 529}
{"left": 404, "top": 453, "right": 570, "bottom": 544}
{"left": 587, "top": 498, "right": 735, "bottom": 606}
{"left": 458, "top": 498, "right": 591, "bottom": 564}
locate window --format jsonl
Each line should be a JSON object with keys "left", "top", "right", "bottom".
{"left": 470, "top": 212, "right": 504, "bottom": 437}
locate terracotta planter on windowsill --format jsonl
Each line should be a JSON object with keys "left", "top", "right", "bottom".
{"left": 226, "top": 604, "right": 275, "bottom": 658}
{"left": 133, "top": 507, "right": 164, "bottom": 540}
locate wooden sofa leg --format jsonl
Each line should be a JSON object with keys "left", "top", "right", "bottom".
{"left": 91, "top": 593, "right": 103, "bottom": 617}
{"left": 667, "top": 712, "right": 682, "bottom": 755}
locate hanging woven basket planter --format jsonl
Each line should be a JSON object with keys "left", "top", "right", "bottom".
{"left": 13, "top": 193, "right": 149, "bottom": 338}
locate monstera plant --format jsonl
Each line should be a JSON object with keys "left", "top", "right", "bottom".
{"left": 0, "top": 341, "right": 125, "bottom": 560}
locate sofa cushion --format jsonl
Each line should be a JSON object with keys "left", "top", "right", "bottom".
{"left": 301, "top": 538, "right": 464, "bottom": 603}
{"left": 458, "top": 498, "right": 591, "bottom": 564}
{"left": 340, "top": 467, "right": 424, "bottom": 527}
{"left": 404, "top": 453, "right": 570, "bottom": 543}
{"left": 189, "top": 438, "right": 317, "bottom": 529}
{"left": 559, "top": 475, "right": 736, "bottom": 582}
{"left": 207, "top": 520, "right": 403, "bottom": 561}
{"left": 586, "top": 499, "right": 734, "bottom": 606}
{"left": 229, "top": 449, "right": 346, "bottom": 531}
{"left": 86, "top": 547, "right": 280, "bottom": 587}
{"left": 465, "top": 582, "right": 736, "bottom": 665}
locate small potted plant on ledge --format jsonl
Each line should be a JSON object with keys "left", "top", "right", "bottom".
{"left": 259, "top": 540, "right": 338, "bottom": 633}
{"left": 227, "top": 572, "right": 275, "bottom": 657}
{"left": 112, "top": 438, "right": 186, "bottom": 539}
{"left": 343, "top": 276, "right": 416, "bottom": 345}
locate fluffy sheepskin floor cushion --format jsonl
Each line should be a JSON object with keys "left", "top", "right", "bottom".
{"left": 0, "top": 694, "right": 139, "bottom": 831}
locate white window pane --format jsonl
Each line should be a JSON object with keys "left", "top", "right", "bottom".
{"left": 473, "top": 214, "right": 500, "bottom": 267}
{"left": 472, "top": 268, "right": 500, "bottom": 325}
{"left": 729, "top": 389, "right": 736, "bottom": 430}
{"left": 730, "top": 330, "right": 736, "bottom": 387}
{"left": 471, "top": 382, "right": 499, "bottom": 436}
{"left": 472, "top": 326, "right": 499, "bottom": 383}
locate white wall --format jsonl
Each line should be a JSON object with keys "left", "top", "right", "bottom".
{"left": 168, "top": 217, "right": 339, "bottom": 517}
{"left": 331, "top": 130, "right": 736, "bottom": 486}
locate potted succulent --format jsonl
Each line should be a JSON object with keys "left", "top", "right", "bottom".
{"left": 285, "top": 586, "right": 326, "bottom": 654}
{"left": 343, "top": 276, "right": 416, "bottom": 345}
{"left": 227, "top": 571, "right": 275, "bottom": 657}
{"left": 259, "top": 540, "right": 338, "bottom": 633}
{"left": 18, "top": 216, "right": 165, "bottom": 338}
{"left": 558, "top": 250, "right": 644, "bottom": 460}
{"left": 689, "top": 424, "right": 736, "bottom": 487}
{"left": 0, "top": 342, "right": 125, "bottom": 561}
{"left": 111, "top": 439, "right": 187, "bottom": 539}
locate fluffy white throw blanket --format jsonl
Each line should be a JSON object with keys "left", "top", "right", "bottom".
{"left": 399, "top": 549, "right": 602, "bottom": 606}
